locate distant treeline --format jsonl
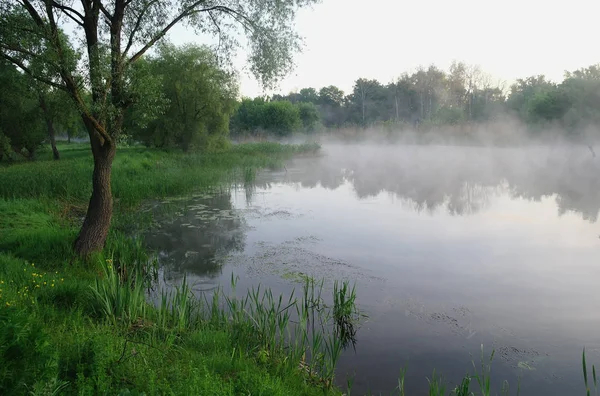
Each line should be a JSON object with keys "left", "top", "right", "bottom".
{"left": 231, "top": 62, "right": 600, "bottom": 137}
{"left": 3, "top": 38, "right": 600, "bottom": 162}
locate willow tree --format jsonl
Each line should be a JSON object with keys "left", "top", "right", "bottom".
{"left": 0, "top": 0, "right": 317, "bottom": 255}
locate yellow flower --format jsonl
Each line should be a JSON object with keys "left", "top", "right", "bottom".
{"left": 61, "top": 278, "right": 64, "bottom": 282}
{"left": 5, "top": 302, "right": 10, "bottom": 307}
{"left": 0, "top": 280, "right": 4, "bottom": 284}
{"left": 43, "top": 282, "right": 47, "bottom": 285}
{"left": 51, "top": 284, "right": 55, "bottom": 287}
{"left": 31, "top": 263, "right": 34, "bottom": 267}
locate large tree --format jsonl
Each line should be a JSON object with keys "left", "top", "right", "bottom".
{"left": 0, "top": 0, "right": 318, "bottom": 255}
{"left": 128, "top": 43, "right": 238, "bottom": 151}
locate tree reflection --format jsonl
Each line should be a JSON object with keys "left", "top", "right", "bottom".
{"left": 268, "top": 144, "right": 600, "bottom": 221}
{"left": 145, "top": 191, "right": 247, "bottom": 278}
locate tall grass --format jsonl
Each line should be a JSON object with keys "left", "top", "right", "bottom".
{"left": 583, "top": 349, "right": 598, "bottom": 396}
{"left": 205, "top": 275, "right": 363, "bottom": 390}
{"left": 86, "top": 258, "right": 363, "bottom": 391}
{"left": 0, "top": 143, "right": 320, "bottom": 206}
{"left": 90, "top": 259, "right": 147, "bottom": 326}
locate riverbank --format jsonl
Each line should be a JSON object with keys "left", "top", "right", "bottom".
{"left": 0, "top": 142, "right": 344, "bottom": 395}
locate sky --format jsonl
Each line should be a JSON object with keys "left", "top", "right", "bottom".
{"left": 167, "top": 0, "right": 600, "bottom": 98}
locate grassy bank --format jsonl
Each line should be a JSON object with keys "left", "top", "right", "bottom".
{"left": 0, "top": 142, "right": 345, "bottom": 396}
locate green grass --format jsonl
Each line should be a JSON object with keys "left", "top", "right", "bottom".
{"left": 0, "top": 142, "right": 344, "bottom": 396}
{"left": 0, "top": 142, "right": 319, "bottom": 206}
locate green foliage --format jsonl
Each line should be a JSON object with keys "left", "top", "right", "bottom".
{"left": 0, "top": 11, "right": 81, "bottom": 159}
{"left": 261, "top": 100, "right": 302, "bottom": 135}
{"left": 297, "top": 102, "right": 321, "bottom": 132}
{"left": 0, "top": 131, "right": 11, "bottom": 161}
{"left": 0, "top": 61, "right": 45, "bottom": 159}
{"left": 434, "top": 106, "right": 465, "bottom": 125}
{"left": 231, "top": 98, "right": 314, "bottom": 136}
{"left": 129, "top": 43, "right": 238, "bottom": 152}
{"left": 0, "top": 307, "right": 57, "bottom": 395}
{"left": 527, "top": 89, "right": 571, "bottom": 123}
{"left": 0, "top": 143, "right": 317, "bottom": 206}
{"left": 90, "top": 260, "right": 147, "bottom": 326}
{"left": 245, "top": 61, "right": 600, "bottom": 135}
{"left": 231, "top": 97, "right": 267, "bottom": 135}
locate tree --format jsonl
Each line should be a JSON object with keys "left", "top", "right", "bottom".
{"left": 560, "top": 65, "right": 600, "bottom": 129}
{"left": 350, "top": 78, "right": 385, "bottom": 125}
{"left": 298, "top": 87, "right": 318, "bottom": 103}
{"left": 297, "top": 102, "right": 319, "bottom": 132}
{"left": 318, "top": 85, "right": 345, "bottom": 127}
{"left": 261, "top": 100, "right": 301, "bottom": 135}
{"left": 1, "top": 9, "right": 80, "bottom": 159}
{"left": 0, "top": 0, "right": 317, "bottom": 255}
{"left": 230, "top": 97, "right": 267, "bottom": 135}
{"left": 37, "top": 88, "right": 82, "bottom": 159}
{"left": 318, "top": 85, "right": 344, "bottom": 107}
{"left": 0, "top": 60, "right": 45, "bottom": 160}
{"left": 527, "top": 88, "right": 571, "bottom": 123}
{"left": 506, "top": 76, "right": 554, "bottom": 120}
{"left": 131, "top": 43, "right": 237, "bottom": 151}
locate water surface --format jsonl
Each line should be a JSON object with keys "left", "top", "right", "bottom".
{"left": 145, "top": 143, "right": 600, "bottom": 395}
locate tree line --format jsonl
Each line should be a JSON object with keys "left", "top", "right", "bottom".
{"left": 232, "top": 62, "right": 600, "bottom": 137}
{"left": 4, "top": 44, "right": 600, "bottom": 162}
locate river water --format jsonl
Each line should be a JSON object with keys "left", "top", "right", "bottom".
{"left": 144, "top": 142, "right": 600, "bottom": 395}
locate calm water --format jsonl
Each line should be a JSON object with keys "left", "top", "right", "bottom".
{"left": 145, "top": 143, "right": 600, "bottom": 395}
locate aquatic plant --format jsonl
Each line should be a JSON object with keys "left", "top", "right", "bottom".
{"left": 583, "top": 348, "right": 598, "bottom": 396}
{"left": 90, "top": 259, "right": 147, "bottom": 326}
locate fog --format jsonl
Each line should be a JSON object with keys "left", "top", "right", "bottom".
{"left": 259, "top": 124, "right": 600, "bottom": 223}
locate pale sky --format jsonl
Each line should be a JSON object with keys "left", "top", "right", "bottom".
{"left": 168, "top": 0, "right": 600, "bottom": 98}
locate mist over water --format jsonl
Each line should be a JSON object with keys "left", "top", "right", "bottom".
{"left": 147, "top": 134, "right": 600, "bottom": 394}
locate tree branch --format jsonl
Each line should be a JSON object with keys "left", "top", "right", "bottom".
{"left": 56, "top": 7, "right": 83, "bottom": 27}
{"left": 207, "top": 10, "right": 222, "bottom": 54}
{"left": 52, "top": 1, "right": 85, "bottom": 20}
{"left": 0, "top": 53, "right": 68, "bottom": 91}
{"left": 122, "top": 0, "right": 160, "bottom": 57}
{"left": 98, "top": 1, "right": 111, "bottom": 19}
{"left": 20, "top": 0, "right": 46, "bottom": 27}
{"left": 0, "top": 42, "right": 39, "bottom": 58}
{"left": 52, "top": 2, "right": 85, "bottom": 26}
{"left": 128, "top": 4, "right": 252, "bottom": 65}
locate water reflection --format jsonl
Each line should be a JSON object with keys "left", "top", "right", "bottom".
{"left": 250, "top": 144, "right": 600, "bottom": 222}
{"left": 145, "top": 192, "right": 248, "bottom": 281}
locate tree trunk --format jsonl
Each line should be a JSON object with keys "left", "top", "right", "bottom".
{"left": 74, "top": 131, "right": 116, "bottom": 255}
{"left": 47, "top": 120, "right": 60, "bottom": 160}
{"left": 38, "top": 93, "right": 60, "bottom": 160}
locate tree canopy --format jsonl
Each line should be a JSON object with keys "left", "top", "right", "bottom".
{"left": 126, "top": 43, "right": 238, "bottom": 151}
